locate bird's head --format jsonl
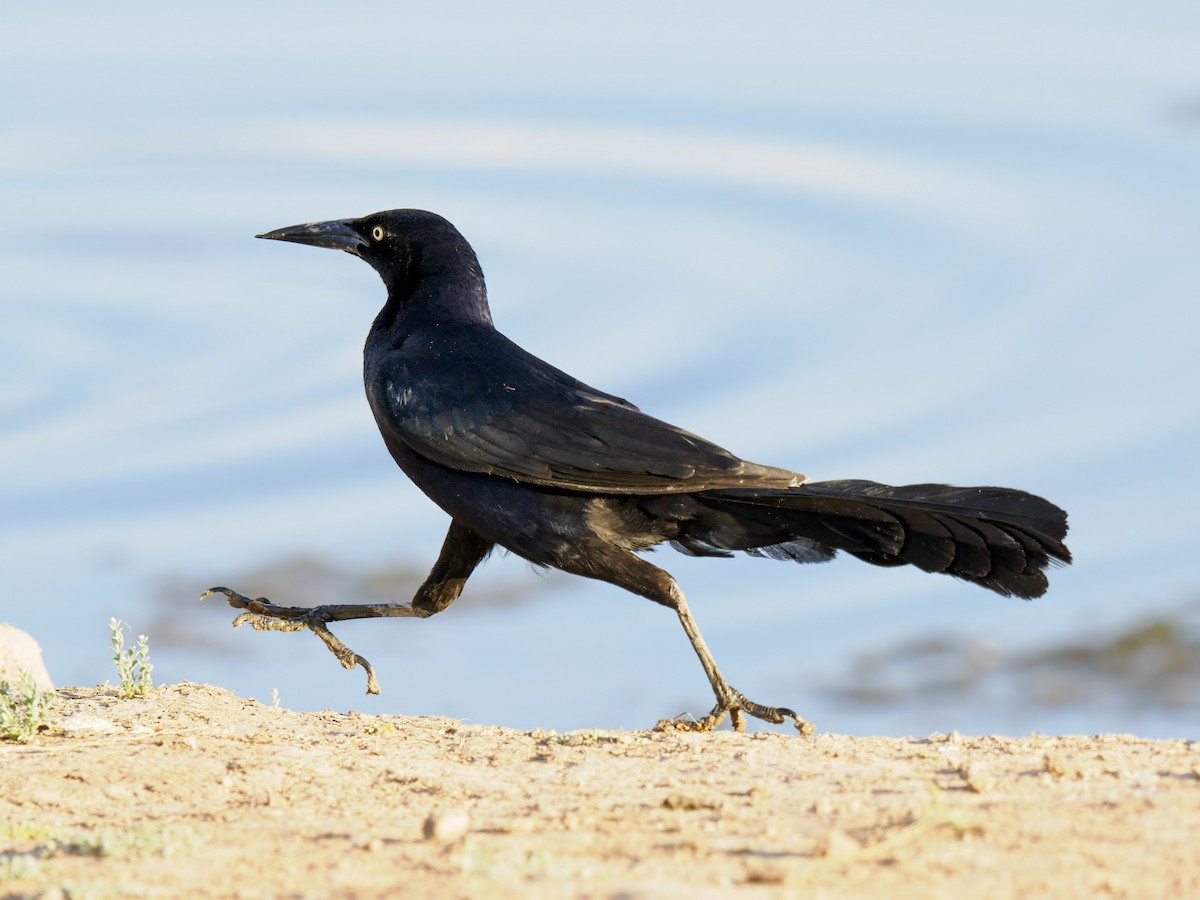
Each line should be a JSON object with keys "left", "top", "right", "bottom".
{"left": 257, "top": 208, "right": 490, "bottom": 323}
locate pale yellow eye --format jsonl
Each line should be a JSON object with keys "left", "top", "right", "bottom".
{"left": 371, "top": 225, "right": 385, "bottom": 241}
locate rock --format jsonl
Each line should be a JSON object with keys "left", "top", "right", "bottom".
{"left": 0, "top": 624, "right": 54, "bottom": 692}
{"left": 60, "top": 714, "right": 120, "bottom": 736}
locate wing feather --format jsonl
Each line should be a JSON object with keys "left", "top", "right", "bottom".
{"left": 371, "top": 327, "right": 804, "bottom": 494}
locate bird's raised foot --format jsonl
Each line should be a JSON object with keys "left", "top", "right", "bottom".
{"left": 200, "top": 586, "right": 326, "bottom": 622}
{"left": 200, "top": 586, "right": 381, "bottom": 695}
{"left": 654, "top": 688, "right": 814, "bottom": 735}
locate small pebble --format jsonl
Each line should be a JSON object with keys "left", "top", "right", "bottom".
{"left": 422, "top": 806, "right": 470, "bottom": 842}
{"left": 959, "top": 761, "right": 997, "bottom": 793}
{"left": 813, "top": 827, "right": 861, "bottom": 859}
{"left": 1043, "top": 751, "right": 1068, "bottom": 778}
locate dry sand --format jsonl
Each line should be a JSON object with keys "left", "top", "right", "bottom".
{"left": 2, "top": 683, "right": 1198, "bottom": 898}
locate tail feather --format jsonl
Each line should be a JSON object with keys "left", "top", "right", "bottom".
{"left": 695, "top": 479, "right": 1071, "bottom": 599}
{"left": 874, "top": 507, "right": 956, "bottom": 573}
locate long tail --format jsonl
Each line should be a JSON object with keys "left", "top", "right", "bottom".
{"left": 677, "top": 480, "right": 1070, "bottom": 599}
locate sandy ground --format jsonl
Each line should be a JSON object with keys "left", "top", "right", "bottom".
{"left": 2, "top": 684, "right": 1198, "bottom": 899}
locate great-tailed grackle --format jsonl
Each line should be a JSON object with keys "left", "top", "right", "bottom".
{"left": 205, "top": 209, "right": 1071, "bottom": 733}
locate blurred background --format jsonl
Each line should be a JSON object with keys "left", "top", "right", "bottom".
{"left": 3, "top": 2, "right": 1198, "bottom": 737}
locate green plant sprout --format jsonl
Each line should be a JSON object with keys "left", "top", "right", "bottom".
{"left": 0, "top": 669, "right": 54, "bottom": 743}
{"left": 109, "top": 618, "right": 153, "bottom": 698}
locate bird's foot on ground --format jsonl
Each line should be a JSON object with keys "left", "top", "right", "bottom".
{"left": 200, "top": 587, "right": 381, "bottom": 694}
{"left": 654, "top": 687, "right": 814, "bottom": 735}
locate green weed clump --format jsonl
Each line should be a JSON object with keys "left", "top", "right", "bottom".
{"left": 109, "top": 618, "right": 153, "bottom": 698}
{"left": 0, "top": 669, "right": 54, "bottom": 743}
{"left": 54, "top": 822, "right": 195, "bottom": 860}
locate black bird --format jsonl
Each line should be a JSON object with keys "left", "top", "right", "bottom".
{"left": 205, "top": 209, "right": 1071, "bottom": 733}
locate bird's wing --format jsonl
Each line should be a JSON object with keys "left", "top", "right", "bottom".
{"left": 372, "top": 331, "right": 804, "bottom": 495}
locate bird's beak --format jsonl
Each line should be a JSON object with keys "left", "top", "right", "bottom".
{"left": 256, "top": 218, "right": 366, "bottom": 255}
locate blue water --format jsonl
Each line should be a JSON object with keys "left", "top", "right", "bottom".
{"left": 3, "top": 3, "right": 1198, "bottom": 737}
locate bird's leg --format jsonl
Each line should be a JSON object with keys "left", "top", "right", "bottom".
{"left": 566, "top": 545, "right": 813, "bottom": 734}
{"left": 201, "top": 521, "right": 493, "bottom": 695}
{"left": 655, "top": 581, "right": 815, "bottom": 736}
{"left": 199, "top": 586, "right": 398, "bottom": 693}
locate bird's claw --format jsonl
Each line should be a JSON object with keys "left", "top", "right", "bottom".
{"left": 201, "top": 586, "right": 381, "bottom": 695}
{"left": 654, "top": 688, "right": 814, "bottom": 735}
